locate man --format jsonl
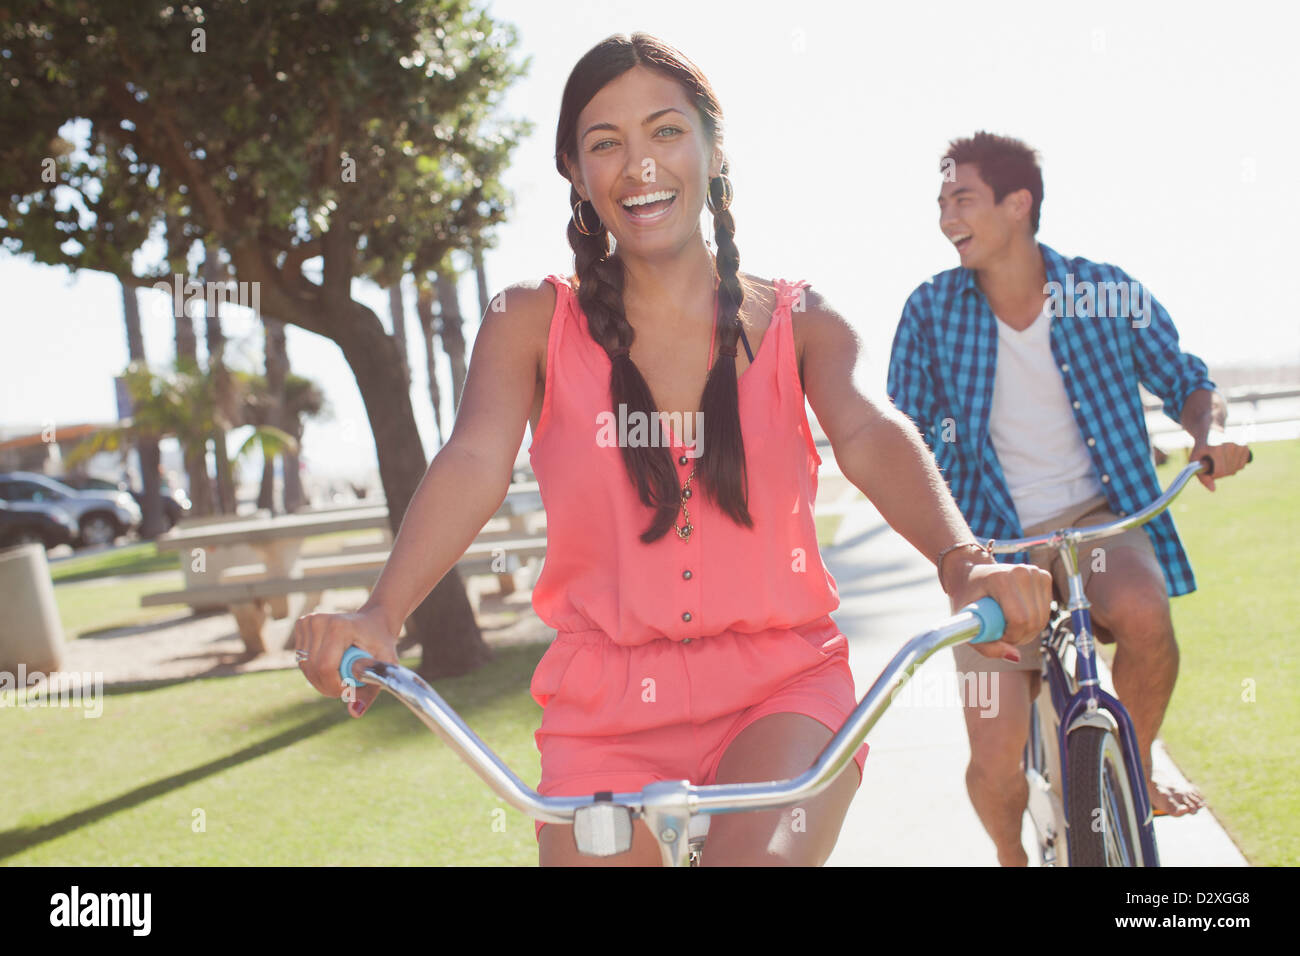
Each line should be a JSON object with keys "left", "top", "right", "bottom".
{"left": 886, "top": 131, "right": 1250, "bottom": 867}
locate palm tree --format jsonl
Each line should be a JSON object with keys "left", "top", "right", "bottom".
{"left": 119, "top": 280, "right": 166, "bottom": 539}
{"left": 65, "top": 364, "right": 297, "bottom": 503}
{"left": 235, "top": 369, "right": 327, "bottom": 514}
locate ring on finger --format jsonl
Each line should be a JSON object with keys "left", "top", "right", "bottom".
{"left": 294, "top": 649, "right": 309, "bottom": 663}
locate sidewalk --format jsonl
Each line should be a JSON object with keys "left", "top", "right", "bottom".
{"left": 820, "top": 492, "right": 1248, "bottom": 867}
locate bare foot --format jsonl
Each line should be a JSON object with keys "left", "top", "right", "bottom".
{"left": 1148, "top": 775, "right": 1205, "bottom": 816}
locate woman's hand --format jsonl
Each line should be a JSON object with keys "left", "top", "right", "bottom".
{"left": 943, "top": 556, "right": 1053, "bottom": 662}
{"left": 291, "top": 605, "right": 399, "bottom": 717}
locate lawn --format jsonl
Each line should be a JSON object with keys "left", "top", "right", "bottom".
{"left": 1, "top": 644, "right": 549, "bottom": 866}
{"left": 54, "top": 573, "right": 186, "bottom": 639}
{"left": 49, "top": 542, "right": 180, "bottom": 583}
{"left": 1152, "top": 439, "right": 1299, "bottom": 866}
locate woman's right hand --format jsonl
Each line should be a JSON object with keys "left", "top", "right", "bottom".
{"left": 944, "top": 557, "right": 1053, "bottom": 663}
{"left": 291, "top": 605, "right": 399, "bottom": 717}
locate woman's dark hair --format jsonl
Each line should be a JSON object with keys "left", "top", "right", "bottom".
{"left": 555, "top": 32, "right": 756, "bottom": 543}
{"left": 943, "top": 131, "right": 1044, "bottom": 233}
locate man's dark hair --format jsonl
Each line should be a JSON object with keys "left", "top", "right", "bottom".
{"left": 943, "top": 131, "right": 1044, "bottom": 233}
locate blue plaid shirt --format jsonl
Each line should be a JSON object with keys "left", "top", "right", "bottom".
{"left": 886, "top": 242, "right": 1215, "bottom": 597}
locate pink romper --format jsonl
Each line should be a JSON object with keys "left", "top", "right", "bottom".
{"left": 528, "top": 274, "right": 869, "bottom": 839}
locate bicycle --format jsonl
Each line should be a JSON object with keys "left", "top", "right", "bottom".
{"left": 335, "top": 597, "right": 1010, "bottom": 866}
{"left": 986, "top": 454, "right": 1249, "bottom": 867}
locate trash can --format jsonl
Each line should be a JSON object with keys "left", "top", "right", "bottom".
{"left": 0, "top": 543, "right": 66, "bottom": 677}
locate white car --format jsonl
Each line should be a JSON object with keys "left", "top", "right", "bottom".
{"left": 0, "top": 471, "right": 142, "bottom": 548}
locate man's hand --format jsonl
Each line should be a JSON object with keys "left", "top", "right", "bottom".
{"left": 1187, "top": 435, "right": 1251, "bottom": 491}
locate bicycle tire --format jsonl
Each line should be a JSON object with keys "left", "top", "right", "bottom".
{"left": 1065, "top": 725, "right": 1145, "bottom": 866}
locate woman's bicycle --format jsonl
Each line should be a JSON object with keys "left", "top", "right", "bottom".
{"left": 986, "top": 454, "right": 1247, "bottom": 868}
{"left": 336, "top": 597, "right": 1010, "bottom": 866}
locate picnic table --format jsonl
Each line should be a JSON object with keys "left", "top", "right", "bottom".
{"left": 141, "top": 485, "right": 546, "bottom": 655}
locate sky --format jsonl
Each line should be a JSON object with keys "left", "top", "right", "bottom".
{"left": 2, "top": 0, "right": 1298, "bottom": 486}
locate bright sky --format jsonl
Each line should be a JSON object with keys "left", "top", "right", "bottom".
{"left": 3, "top": 0, "right": 1298, "bottom": 483}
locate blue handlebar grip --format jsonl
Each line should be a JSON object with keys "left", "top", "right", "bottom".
{"left": 339, "top": 646, "right": 371, "bottom": 688}
{"left": 964, "top": 597, "right": 1006, "bottom": 645}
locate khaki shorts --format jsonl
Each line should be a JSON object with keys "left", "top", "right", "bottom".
{"left": 951, "top": 494, "right": 1158, "bottom": 674}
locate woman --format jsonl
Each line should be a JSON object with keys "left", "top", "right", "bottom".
{"left": 293, "top": 33, "right": 1051, "bottom": 866}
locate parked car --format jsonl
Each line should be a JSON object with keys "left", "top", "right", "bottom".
{"left": 0, "top": 499, "right": 78, "bottom": 551}
{"left": 0, "top": 471, "right": 142, "bottom": 547}
{"left": 59, "top": 474, "right": 192, "bottom": 530}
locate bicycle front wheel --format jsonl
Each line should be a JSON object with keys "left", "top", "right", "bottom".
{"left": 1065, "top": 726, "right": 1145, "bottom": 867}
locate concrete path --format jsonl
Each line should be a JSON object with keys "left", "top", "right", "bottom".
{"left": 818, "top": 492, "right": 1249, "bottom": 867}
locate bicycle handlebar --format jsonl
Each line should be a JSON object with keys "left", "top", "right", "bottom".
{"left": 333, "top": 597, "right": 1007, "bottom": 863}
{"left": 339, "top": 645, "right": 371, "bottom": 688}
{"left": 1199, "top": 448, "right": 1253, "bottom": 478}
{"left": 988, "top": 451, "right": 1251, "bottom": 557}
{"left": 340, "top": 597, "right": 1008, "bottom": 686}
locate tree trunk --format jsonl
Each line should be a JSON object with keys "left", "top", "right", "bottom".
{"left": 173, "top": 283, "right": 215, "bottom": 518}
{"left": 258, "top": 454, "right": 275, "bottom": 512}
{"left": 205, "top": 243, "right": 237, "bottom": 515}
{"left": 283, "top": 447, "right": 305, "bottom": 512}
{"left": 435, "top": 269, "right": 468, "bottom": 414}
{"left": 388, "top": 283, "right": 411, "bottom": 389}
{"left": 415, "top": 278, "right": 445, "bottom": 447}
{"left": 122, "top": 280, "right": 165, "bottom": 540}
{"left": 259, "top": 317, "right": 289, "bottom": 514}
{"left": 472, "top": 245, "right": 490, "bottom": 322}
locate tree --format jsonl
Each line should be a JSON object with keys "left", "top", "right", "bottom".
{"left": 119, "top": 280, "right": 166, "bottom": 539}
{"left": 204, "top": 241, "right": 239, "bottom": 514}
{"left": 237, "top": 366, "right": 326, "bottom": 514}
{"left": 2, "top": 0, "right": 530, "bottom": 677}
{"left": 66, "top": 362, "right": 297, "bottom": 487}
{"left": 257, "top": 317, "right": 288, "bottom": 512}
{"left": 414, "top": 276, "right": 446, "bottom": 447}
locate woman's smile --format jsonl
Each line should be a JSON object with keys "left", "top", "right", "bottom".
{"left": 618, "top": 189, "right": 678, "bottom": 226}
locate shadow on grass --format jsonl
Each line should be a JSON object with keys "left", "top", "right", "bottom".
{"left": 361, "top": 643, "right": 549, "bottom": 738}
{"left": 2, "top": 646, "right": 552, "bottom": 860}
{"left": 0, "top": 708, "right": 348, "bottom": 861}
{"left": 78, "top": 608, "right": 225, "bottom": 641}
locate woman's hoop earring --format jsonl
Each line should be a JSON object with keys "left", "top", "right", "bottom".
{"left": 572, "top": 199, "right": 601, "bottom": 236}
{"left": 706, "top": 174, "right": 733, "bottom": 214}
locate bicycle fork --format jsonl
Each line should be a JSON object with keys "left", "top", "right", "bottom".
{"left": 1054, "top": 536, "right": 1160, "bottom": 866}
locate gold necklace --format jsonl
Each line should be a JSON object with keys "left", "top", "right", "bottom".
{"left": 675, "top": 465, "right": 696, "bottom": 540}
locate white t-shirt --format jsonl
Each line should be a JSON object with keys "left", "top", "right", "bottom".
{"left": 988, "top": 305, "right": 1105, "bottom": 528}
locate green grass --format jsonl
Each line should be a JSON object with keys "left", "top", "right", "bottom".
{"left": 1152, "top": 439, "right": 1300, "bottom": 866}
{"left": 53, "top": 572, "right": 185, "bottom": 639}
{"left": 49, "top": 541, "right": 180, "bottom": 583}
{"left": 0, "top": 645, "right": 549, "bottom": 865}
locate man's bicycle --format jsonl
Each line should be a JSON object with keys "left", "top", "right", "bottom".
{"left": 986, "top": 455, "right": 1247, "bottom": 868}
{"left": 336, "top": 597, "right": 1010, "bottom": 866}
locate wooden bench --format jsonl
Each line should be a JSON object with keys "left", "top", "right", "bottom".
{"left": 142, "top": 491, "right": 547, "bottom": 655}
